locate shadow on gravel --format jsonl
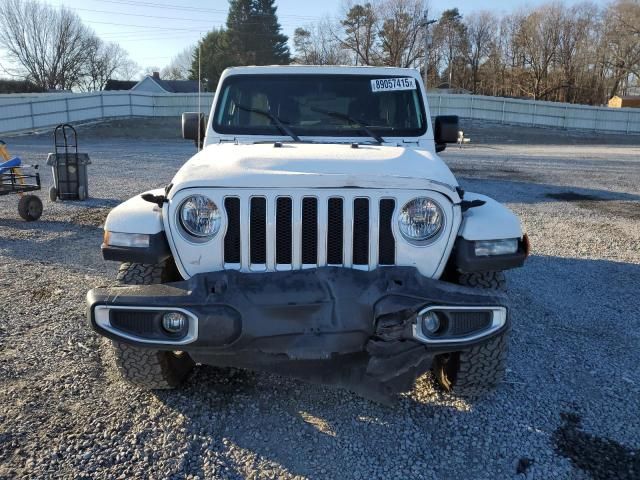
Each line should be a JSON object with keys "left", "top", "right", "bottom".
{"left": 68, "top": 207, "right": 112, "bottom": 227}
{"left": 554, "top": 411, "right": 640, "bottom": 480}
{"left": 455, "top": 175, "right": 640, "bottom": 208}
{"left": 0, "top": 216, "right": 105, "bottom": 232}
{"left": 152, "top": 366, "right": 261, "bottom": 478}
{"left": 149, "top": 364, "right": 458, "bottom": 477}
{"left": 139, "top": 254, "right": 640, "bottom": 478}
{"left": 0, "top": 215, "right": 104, "bottom": 268}
{"left": 77, "top": 197, "right": 121, "bottom": 208}
{"left": 452, "top": 166, "right": 540, "bottom": 183}
{"left": 543, "top": 192, "right": 640, "bottom": 220}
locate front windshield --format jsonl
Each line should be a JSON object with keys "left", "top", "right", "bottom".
{"left": 213, "top": 74, "right": 427, "bottom": 139}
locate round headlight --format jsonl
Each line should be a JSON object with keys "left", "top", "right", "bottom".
{"left": 179, "top": 195, "right": 221, "bottom": 238}
{"left": 398, "top": 197, "right": 444, "bottom": 242}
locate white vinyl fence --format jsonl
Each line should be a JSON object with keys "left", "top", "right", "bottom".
{"left": 0, "top": 91, "right": 216, "bottom": 135}
{"left": 1, "top": 90, "right": 639, "bottom": 135}
{"left": 429, "top": 94, "right": 640, "bottom": 134}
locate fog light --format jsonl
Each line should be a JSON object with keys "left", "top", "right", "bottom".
{"left": 162, "top": 312, "right": 187, "bottom": 333}
{"left": 421, "top": 311, "right": 441, "bottom": 334}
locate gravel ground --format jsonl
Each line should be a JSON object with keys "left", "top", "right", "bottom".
{"left": 1, "top": 119, "right": 639, "bottom": 479}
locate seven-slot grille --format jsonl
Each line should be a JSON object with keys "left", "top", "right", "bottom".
{"left": 223, "top": 195, "right": 396, "bottom": 270}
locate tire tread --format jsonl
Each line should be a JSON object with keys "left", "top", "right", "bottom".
{"left": 434, "top": 271, "right": 509, "bottom": 397}
{"left": 110, "top": 262, "right": 192, "bottom": 390}
{"left": 458, "top": 271, "right": 507, "bottom": 291}
{"left": 18, "top": 194, "right": 43, "bottom": 221}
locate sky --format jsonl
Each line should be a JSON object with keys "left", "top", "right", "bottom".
{"left": 37, "top": 0, "right": 593, "bottom": 77}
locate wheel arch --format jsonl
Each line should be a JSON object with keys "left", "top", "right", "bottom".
{"left": 105, "top": 188, "right": 165, "bottom": 234}
{"left": 102, "top": 189, "right": 172, "bottom": 265}
{"left": 458, "top": 192, "right": 523, "bottom": 241}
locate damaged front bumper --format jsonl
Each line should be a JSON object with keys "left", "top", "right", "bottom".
{"left": 87, "top": 267, "right": 508, "bottom": 401}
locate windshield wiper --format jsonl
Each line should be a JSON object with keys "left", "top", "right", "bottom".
{"left": 308, "top": 106, "right": 384, "bottom": 145}
{"left": 234, "top": 103, "right": 300, "bottom": 142}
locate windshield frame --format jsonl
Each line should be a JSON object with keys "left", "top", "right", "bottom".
{"left": 211, "top": 73, "right": 428, "bottom": 140}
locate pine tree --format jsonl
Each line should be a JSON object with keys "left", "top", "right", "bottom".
{"left": 190, "top": 28, "right": 234, "bottom": 91}
{"left": 190, "top": 0, "right": 291, "bottom": 89}
{"left": 226, "top": 0, "right": 290, "bottom": 65}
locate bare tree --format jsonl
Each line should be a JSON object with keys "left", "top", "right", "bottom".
{"left": 378, "top": 0, "right": 424, "bottom": 67}
{"left": 339, "top": 2, "right": 380, "bottom": 65}
{"left": 553, "top": 3, "right": 598, "bottom": 102}
{"left": 0, "top": 0, "right": 96, "bottom": 90}
{"left": 161, "top": 46, "right": 195, "bottom": 80}
{"left": 479, "top": 16, "right": 510, "bottom": 96}
{"left": 515, "top": 4, "right": 564, "bottom": 99}
{"left": 294, "top": 20, "right": 351, "bottom": 65}
{"left": 465, "top": 11, "right": 497, "bottom": 93}
{"left": 294, "top": 28, "right": 315, "bottom": 63}
{"left": 81, "top": 40, "right": 135, "bottom": 91}
{"left": 603, "top": 0, "right": 640, "bottom": 98}
{"left": 117, "top": 58, "right": 141, "bottom": 82}
{"left": 292, "top": 0, "right": 640, "bottom": 105}
{"left": 433, "top": 9, "right": 467, "bottom": 88}
{"left": 292, "top": 1, "right": 432, "bottom": 74}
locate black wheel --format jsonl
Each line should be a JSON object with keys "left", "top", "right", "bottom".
{"left": 18, "top": 195, "right": 43, "bottom": 221}
{"left": 110, "top": 261, "right": 193, "bottom": 390}
{"left": 48, "top": 186, "right": 57, "bottom": 202}
{"left": 433, "top": 271, "right": 509, "bottom": 397}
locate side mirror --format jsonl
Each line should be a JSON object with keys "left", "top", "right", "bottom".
{"left": 434, "top": 115, "right": 459, "bottom": 152}
{"left": 182, "top": 112, "right": 205, "bottom": 150}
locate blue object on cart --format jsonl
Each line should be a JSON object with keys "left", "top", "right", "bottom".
{"left": 0, "top": 157, "right": 21, "bottom": 173}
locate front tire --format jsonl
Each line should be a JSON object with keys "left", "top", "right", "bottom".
{"left": 111, "top": 262, "right": 193, "bottom": 390}
{"left": 111, "top": 342, "right": 193, "bottom": 390}
{"left": 457, "top": 271, "right": 507, "bottom": 292}
{"left": 433, "top": 271, "right": 509, "bottom": 397}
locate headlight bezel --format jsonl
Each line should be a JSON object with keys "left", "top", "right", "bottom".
{"left": 397, "top": 196, "right": 446, "bottom": 245}
{"left": 177, "top": 194, "right": 222, "bottom": 242}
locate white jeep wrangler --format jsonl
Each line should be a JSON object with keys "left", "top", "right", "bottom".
{"left": 88, "top": 66, "right": 528, "bottom": 401}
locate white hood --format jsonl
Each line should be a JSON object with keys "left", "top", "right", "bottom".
{"left": 170, "top": 143, "right": 459, "bottom": 197}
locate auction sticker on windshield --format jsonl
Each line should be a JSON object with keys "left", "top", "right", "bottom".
{"left": 371, "top": 77, "right": 416, "bottom": 92}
